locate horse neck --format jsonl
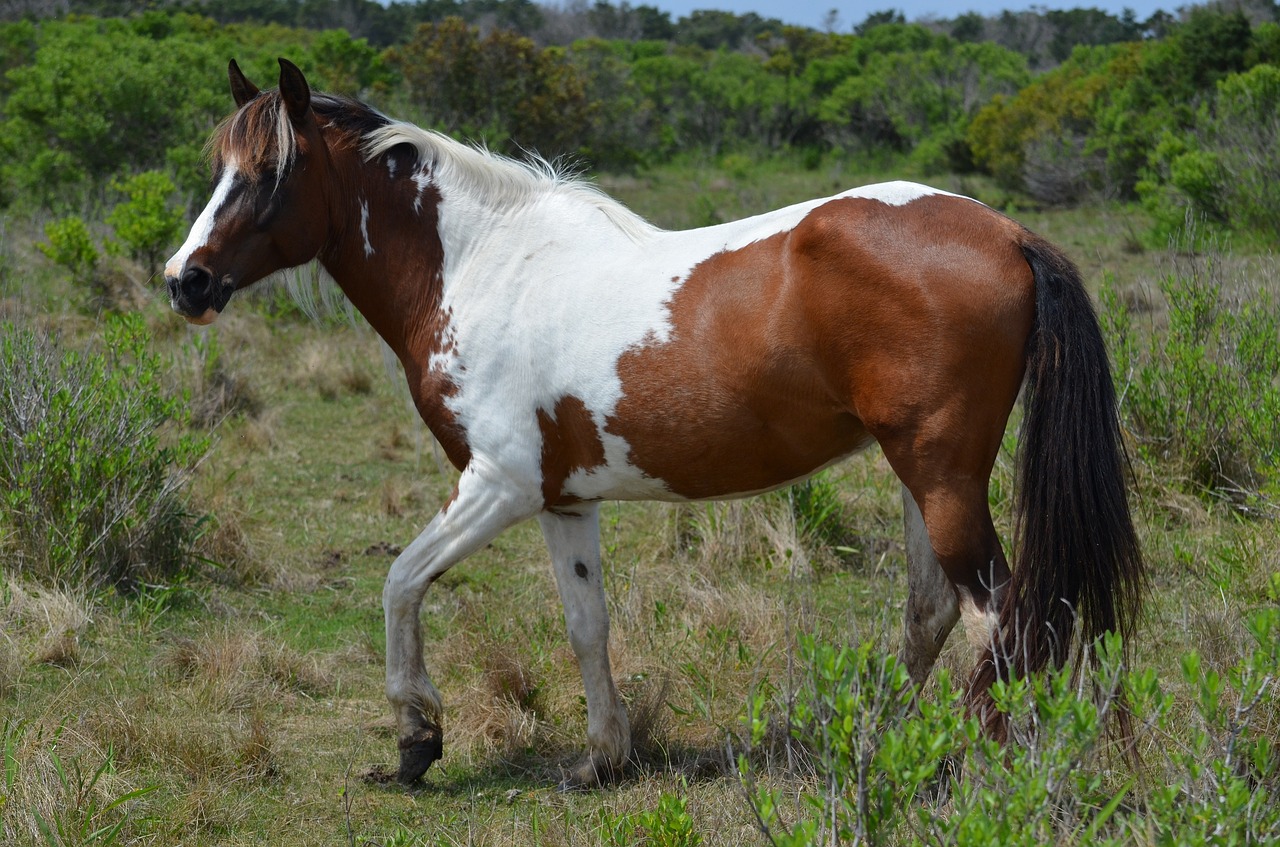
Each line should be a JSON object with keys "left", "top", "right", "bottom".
{"left": 318, "top": 147, "right": 454, "bottom": 362}
{"left": 318, "top": 142, "right": 628, "bottom": 356}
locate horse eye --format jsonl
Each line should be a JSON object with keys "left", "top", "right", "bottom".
{"left": 254, "top": 190, "right": 283, "bottom": 229}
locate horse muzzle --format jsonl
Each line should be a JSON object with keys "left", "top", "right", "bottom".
{"left": 166, "top": 264, "right": 236, "bottom": 324}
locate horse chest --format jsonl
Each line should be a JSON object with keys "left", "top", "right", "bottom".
{"left": 419, "top": 264, "right": 681, "bottom": 502}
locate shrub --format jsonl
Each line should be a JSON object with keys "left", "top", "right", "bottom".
{"left": 1206, "top": 64, "right": 1280, "bottom": 237}
{"left": 737, "top": 616, "right": 1280, "bottom": 845}
{"left": 0, "top": 315, "right": 210, "bottom": 591}
{"left": 37, "top": 215, "right": 102, "bottom": 297}
{"left": 106, "top": 170, "right": 186, "bottom": 280}
{"left": 1099, "top": 240, "right": 1280, "bottom": 507}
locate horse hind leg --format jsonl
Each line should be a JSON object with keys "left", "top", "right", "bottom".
{"left": 900, "top": 484, "right": 961, "bottom": 685}
{"left": 539, "top": 506, "right": 630, "bottom": 790}
{"left": 880, "top": 424, "right": 1012, "bottom": 683}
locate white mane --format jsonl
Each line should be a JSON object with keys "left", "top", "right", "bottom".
{"left": 363, "top": 122, "right": 658, "bottom": 245}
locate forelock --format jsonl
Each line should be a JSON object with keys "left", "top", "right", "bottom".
{"left": 207, "top": 91, "right": 388, "bottom": 184}
{"left": 208, "top": 92, "right": 296, "bottom": 184}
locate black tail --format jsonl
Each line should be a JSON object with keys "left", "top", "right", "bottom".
{"left": 970, "top": 236, "right": 1145, "bottom": 737}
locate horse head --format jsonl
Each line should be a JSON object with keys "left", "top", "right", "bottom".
{"left": 165, "top": 59, "right": 333, "bottom": 324}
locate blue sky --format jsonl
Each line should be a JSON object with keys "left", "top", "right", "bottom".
{"left": 645, "top": 0, "right": 1175, "bottom": 29}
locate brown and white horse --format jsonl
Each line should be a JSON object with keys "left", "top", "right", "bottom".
{"left": 166, "top": 59, "right": 1144, "bottom": 789}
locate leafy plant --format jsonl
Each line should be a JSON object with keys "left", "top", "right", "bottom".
{"left": 0, "top": 315, "right": 210, "bottom": 590}
{"left": 1100, "top": 241, "right": 1280, "bottom": 507}
{"left": 738, "top": 618, "right": 1280, "bottom": 845}
{"left": 37, "top": 216, "right": 101, "bottom": 297}
{"left": 637, "top": 791, "right": 702, "bottom": 847}
{"left": 106, "top": 170, "right": 186, "bottom": 280}
{"left": 599, "top": 790, "right": 703, "bottom": 847}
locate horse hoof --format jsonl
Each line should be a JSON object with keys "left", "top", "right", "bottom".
{"left": 396, "top": 724, "right": 443, "bottom": 785}
{"left": 556, "top": 753, "right": 624, "bottom": 792}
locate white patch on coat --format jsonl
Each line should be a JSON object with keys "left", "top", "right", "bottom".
{"left": 844, "top": 180, "right": 962, "bottom": 207}
{"left": 360, "top": 199, "right": 375, "bottom": 257}
{"left": 411, "top": 168, "right": 431, "bottom": 215}
{"left": 165, "top": 159, "right": 239, "bottom": 280}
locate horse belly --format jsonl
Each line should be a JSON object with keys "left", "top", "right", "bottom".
{"left": 608, "top": 400, "right": 871, "bottom": 501}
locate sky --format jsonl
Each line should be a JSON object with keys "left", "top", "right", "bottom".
{"left": 643, "top": 0, "right": 1174, "bottom": 29}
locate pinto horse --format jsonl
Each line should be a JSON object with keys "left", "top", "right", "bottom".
{"left": 166, "top": 59, "right": 1143, "bottom": 789}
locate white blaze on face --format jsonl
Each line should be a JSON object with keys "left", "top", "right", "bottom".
{"left": 165, "top": 158, "right": 240, "bottom": 282}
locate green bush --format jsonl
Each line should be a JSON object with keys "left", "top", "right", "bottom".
{"left": 1100, "top": 243, "right": 1280, "bottom": 506}
{"left": 106, "top": 170, "right": 186, "bottom": 280}
{"left": 37, "top": 215, "right": 99, "bottom": 281}
{"left": 1206, "top": 64, "right": 1280, "bottom": 237}
{"left": 0, "top": 315, "right": 210, "bottom": 591}
{"left": 738, "top": 613, "right": 1280, "bottom": 845}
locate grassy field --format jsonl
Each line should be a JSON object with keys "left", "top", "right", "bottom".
{"left": 2, "top": 162, "right": 1277, "bottom": 845}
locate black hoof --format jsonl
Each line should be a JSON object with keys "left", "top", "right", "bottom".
{"left": 396, "top": 725, "right": 443, "bottom": 785}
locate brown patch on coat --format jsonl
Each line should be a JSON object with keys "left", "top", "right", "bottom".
{"left": 608, "top": 193, "right": 1034, "bottom": 517}
{"left": 536, "top": 395, "right": 607, "bottom": 509}
{"left": 321, "top": 156, "right": 473, "bottom": 472}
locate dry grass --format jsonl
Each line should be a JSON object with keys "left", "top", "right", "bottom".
{"left": 233, "top": 405, "right": 283, "bottom": 452}
{"left": 293, "top": 338, "right": 376, "bottom": 400}
{"left": 0, "top": 719, "right": 147, "bottom": 845}
{"left": 0, "top": 626, "right": 20, "bottom": 700}
{"left": 1, "top": 577, "right": 92, "bottom": 668}
{"left": 380, "top": 476, "right": 428, "bottom": 518}
{"left": 159, "top": 625, "right": 332, "bottom": 712}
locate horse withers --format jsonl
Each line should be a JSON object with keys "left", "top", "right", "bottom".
{"left": 165, "top": 58, "right": 1143, "bottom": 790}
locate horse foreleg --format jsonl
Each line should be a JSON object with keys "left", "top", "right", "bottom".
{"left": 900, "top": 485, "right": 961, "bottom": 685}
{"left": 383, "top": 462, "right": 538, "bottom": 784}
{"left": 539, "top": 506, "right": 630, "bottom": 790}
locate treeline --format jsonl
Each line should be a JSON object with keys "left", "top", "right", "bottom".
{"left": 5, "top": 0, "right": 1205, "bottom": 56}
{"left": 972, "top": 6, "right": 1280, "bottom": 236}
{"left": 0, "top": 4, "right": 1277, "bottom": 240}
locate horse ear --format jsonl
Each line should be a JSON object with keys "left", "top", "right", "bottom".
{"left": 277, "top": 58, "right": 312, "bottom": 126}
{"left": 228, "top": 59, "right": 260, "bottom": 108}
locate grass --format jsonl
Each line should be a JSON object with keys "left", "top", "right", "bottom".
{"left": 1, "top": 161, "right": 1278, "bottom": 845}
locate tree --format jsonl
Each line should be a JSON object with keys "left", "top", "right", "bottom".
{"left": 387, "top": 18, "right": 593, "bottom": 158}
{"left": 855, "top": 9, "right": 904, "bottom": 36}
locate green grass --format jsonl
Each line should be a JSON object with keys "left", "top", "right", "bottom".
{"left": 1, "top": 163, "right": 1277, "bottom": 845}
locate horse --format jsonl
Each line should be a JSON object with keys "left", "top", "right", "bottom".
{"left": 165, "top": 58, "right": 1144, "bottom": 790}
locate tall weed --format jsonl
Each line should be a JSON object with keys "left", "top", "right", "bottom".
{"left": 1, "top": 719, "right": 155, "bottom": 846}
{"left": 737, "top": 613, "right": 1280, "bottom": 845}
{"left": 1100, "top": 234, "right": 1280, "bottom": 508}
{"left": 0, "top": 315, "right": 210, "bottom": 590}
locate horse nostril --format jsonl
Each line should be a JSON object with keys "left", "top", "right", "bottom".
{"left": 165, "top": 275, "right": 179, "bottom": 299}
{"left": 180, "top": 265, "right": 214, "bottom": 294}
